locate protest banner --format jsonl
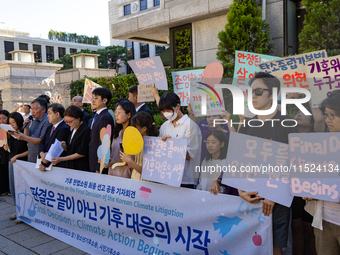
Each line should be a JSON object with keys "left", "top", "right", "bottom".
{"left": 50, "top": 92, "right": 63, "bottom": 104}
{"left": 14, "top": 160, "right": 273, "bottom": 255}
{"left": 141, "top": 137, "right": 187, "bottom": 187}
{"left": 172, "top": 69, "right": 204, "bottom": 106}
{"left": 288, "top": 133, "right": 340, "bottom": 202}
{"left": 221, "top": 132, "right": 294, "bottom": 207}
{"left": 128, "top": 56, "right": 168, "bottom": 90}
{"left": 305, "top": 55, "right": 340, "bottom": 107}
{"left": 258, "top": 50, "right": 327, "bottom": 90}
{"left": 233, "top": 51, "right": 280, "bottom": 87}
{"left": 83, "top": 79, "right": 102, "bottom": 103}
{"left": 137, "top": 83, "right": 155, "bottom": 103}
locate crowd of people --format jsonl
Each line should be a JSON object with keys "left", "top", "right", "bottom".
{"left": 0, "top": 74, "right": 339, "bottom": 255}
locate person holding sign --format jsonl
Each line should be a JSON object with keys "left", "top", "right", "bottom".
{"left": 304, "top": 90, "right": 340, "bottom": 255}
{"left": 120, "top": 112, "right": 159, "bottom": 181}
{"left": 103, "top": 100, "right": 136, "bottom": 178}
{"left": 51, "top": 105, "right": 91, "bottom": 171}
{"left": 234, "top": 72, "right": 297, "bottom": 255}
{"left": 158, "top": 92, "right": 202, "bottom": 188}
{"left": 88, "top": 88, "right": 115, "bottom": 173}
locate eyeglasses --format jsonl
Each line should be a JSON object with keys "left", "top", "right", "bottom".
{"left": 65, "top": 118, "right": 76, "bottom": 125}
{"left": 114, "top": 110, "right": 125, "bottom": 115}
{"left": 248, "top": 88, "right": 270, "bottom": 96}
{"left": 323, "top": 113, "right": 337, "bottom": 120}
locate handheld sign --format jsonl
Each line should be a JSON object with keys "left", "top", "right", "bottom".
{"left": 233, "top": 51, "right": 280, "bottom": 86}
{"left": 222, "top": 132, "right": 294, "bottom": 207}
{"left": 128, "top": 56, "right": 168, "bottom": 90}
{"left": 289, "top": 132, "right": 340, "bottom": 202}
{"left": 83, "top": 79, "right": 102, "bottom": 103}
{"left": 122, "top": 126, "right": 144, "bottom": 155}
{"left": 97, "top": 124, "right": 111, "bottom": 174}
{"left": 141, "top": 137, "right": 187, "bottom": 187}
{"left": 137, "top": 83, "right": 155, "bottom": 103}
{"left": 50, "top": 92, "right": 63, "bottom": 104}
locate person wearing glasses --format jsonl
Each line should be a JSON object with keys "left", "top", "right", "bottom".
{"left": 51, "top": 105, "right": 91, "bottom": 171}
{"left": 101, "top": 100, "right": 136, "bottom": 178}
{"left": 304, "top": 90, "right": 340, "bottom": 255}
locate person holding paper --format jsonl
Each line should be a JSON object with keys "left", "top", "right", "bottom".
{"left": 304, "top": 90, "right": 340, "bottom": 255}
{"left": 88, "top": 87, "right": 115, "bottom": 173}
{"left": 39, "top": 103, "right": 70, "bottom": 171}
{"left": 158, "top": 92, "right": 202, "bottom": 189}
{"left": 5, "top": 112, "right": 28, "bottom": 223}
{"left": 51, "top": 105, "right": 90, "bottom": 171}
{"left": 128, "top": 85, "right": 154, "bottom": 122}
{"left": 0, "top": 110, "right": 10, "bottom": 196}
{"left": 103, "top": 100, "right": 135, "bottom": 178}
{"left": 120, "top": 111, "right": 159, "bottom": 180}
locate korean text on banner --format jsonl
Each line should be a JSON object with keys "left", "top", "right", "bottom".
{"left": 222, "top": 132, "right": 294, "bottom": 207}
{"left": 128, "top": 56, "right": 168, "bottom": 90}
{"left": 14, "top": 160, "right": 273, "bottom": 255}
{"left": 137, "top": 83, "right": 155, "bottom": 103}
{"left": 288, "top": 132, "right": 340, "bottom": 202}
{"left": 233, "top": 51, "right": 280, "bottom": 87}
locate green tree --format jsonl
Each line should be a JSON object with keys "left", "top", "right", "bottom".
{"left": 97, "top": 46, "right": 128, "bottom": 72}
{"left": 299, "top": 0, "right": 340, "bottom": 56}
{"left": 47, "top": 29, "right": 101, "bottom": 46}
{"left": 216, "top": 0, "right": 273, "bottom": 77}
{"left": 174, "top": 29, "right": 191, "bottom": 68}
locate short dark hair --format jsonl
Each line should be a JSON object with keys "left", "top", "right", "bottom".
{"left": 24, "top": 104, "right": 31, "bottom": 109}
{"left": 92, "top": 87, "right": 112, "bottom": 105}
{"left": 48, "top": 103, "right": 65, "bottom": 118}
{"left": 129, "top": 86, "right": 138, "bottom": 95}
{"left": 64, "top": 105, "right": 84, "bottom": 120}
{"left": 31, "top": 98, "right": 47, "bottom": 112}
{"left": 9, "top": 112, "right": 24, "bottom": 130}
{"left": 205, "top": 130, "right": 228, "bottom": 161}
{"left": 249, "top": 72, "right": 280, "bottom": 96}
{"left": 158, "top": 92, "right": 181, "bottom": 112}
{"left": 38, "top": 94, "right": 50, "bottom": 105}
{"left": 0, "top": 110, "right": 9, "bottom": 124}
{"left": 320, "top": 89, "right": 340, "bottom": 117}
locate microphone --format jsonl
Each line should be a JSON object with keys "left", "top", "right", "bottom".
{"left": 22, "top": 115, "right": 33, "bottom": 131}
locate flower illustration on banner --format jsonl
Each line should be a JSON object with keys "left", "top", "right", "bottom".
{"left": 213, "top": 215, "right": 248, "bottom": 243}
{"left": 50, "top": 93, "right": 63, "bottom": 104}
{"left": 252, "top": 232, "right": 262, "bottom": 246}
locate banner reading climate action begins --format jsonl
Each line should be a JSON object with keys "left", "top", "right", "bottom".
{"left": 14, "top": 161, "right": 273, "bottom": 255}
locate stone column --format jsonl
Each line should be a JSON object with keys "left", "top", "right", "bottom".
{"left": 0, "top": 39, "right": 5, "bottom": 62}
{"left": 41, "top": 45, "right": 47, "bottom": 63}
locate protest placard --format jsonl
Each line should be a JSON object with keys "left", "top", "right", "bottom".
{"left": 233, "top": 51, "right": 280, "bottom": 86}
{"left": 141, "top": 137, "right": 187, "bottom": 187}
{"left": 221, "top": 132, "right": 294, "bottom": 207}
{"left": 83, "top": 79, "right": 102, "bottom": 103}
{"left": 288, "top": 132, "right": 340, "bottom": 202}
{"left": 258, "top": 50, "right": 327, "bottom": 90}
{"left": 128, "top": 56, "right": 168, "bottom": 90}
{"left": 137, "top": 83, "right": 155, "bottom": 103}
{"left": 305, "top": 55, "right": 340, "bottom": 107}
{"left": 14, "top": 160, "right": 273, "bottom": 255}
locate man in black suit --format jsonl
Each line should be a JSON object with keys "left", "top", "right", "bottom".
{"left": 88, "top": 87, "right": 114, "bottom": 173}
{"left": 71, "top": 96, "right": 92, "bottom": 125}
{"left": 39, "top": 103, "right": 70, "bottom": 171}
{"left": 128, "top": 85, "right": 154, "bottom": 122}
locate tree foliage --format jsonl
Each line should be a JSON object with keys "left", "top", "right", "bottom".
{"left": 48, "top": 29, "right": 101, "bottom": 46}
{"left": 298, "top": 0, "right": 340, "bottom": 56}
{"left": 97, "top": 46, "right": 128, "bottom": 72}
{"left": 216, "top": 0, "right": 273, "bottom": 77}
{"left": 174, "top": 29, "right": 192, "bottom": 68}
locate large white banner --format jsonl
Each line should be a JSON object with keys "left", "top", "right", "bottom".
{"left": 14, "top": 161, "right": 273, "bottom": 255}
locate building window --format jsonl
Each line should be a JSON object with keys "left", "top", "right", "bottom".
{"left": 4, "top": 41, "right": 14, "bottom": 60}
{"left": 140, "top": 0, "right": 147, "bottom": 11}
{"left": 140, "top": 43, "right": 149, "bottom": 58}
{"left": 154, "top": 0, "right": 160, "bottom": 6}
{"left": 58, "top": 47, "right": 66, "bottom": 58}
{"left": 46, "top": 46, "right": 54, "bottom": 62}
{"left": 124, "top": 4, "right": 131, "bottom": 15}
{"left": 70, "top": 48, "right": 77, "bottom": 54}
{"left": 19, "top": 43, "right": 28, "bottom": 51}
{"left": 170, "top": 24, "right": 192, "bottom": 68}
{"left": 156, "top": 45, "right": 165, "bottom": 54}
{"left": 33, "top": 44, "right": 42, "bottom": 62}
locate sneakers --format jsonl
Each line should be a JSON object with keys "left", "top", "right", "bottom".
{"left": 9, "top": 214, "right": 16, "bottom": 220}
{"left": 14, "top": 218, "right": 23, "bottom": 224}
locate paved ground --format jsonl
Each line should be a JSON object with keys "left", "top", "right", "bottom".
{"left": 0, "top": 194, "right": 89, "bottom": 255}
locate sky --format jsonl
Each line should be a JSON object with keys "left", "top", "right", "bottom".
{"left": 0, "top": 0, "right": 111, "bottom": 46}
